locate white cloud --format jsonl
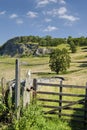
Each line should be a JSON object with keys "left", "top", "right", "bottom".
{"left": 46, "top": 7, "right": 67, "bottom": 16}
{"left": 46, "top": 9, "right": 57, "bottom": 16}
{"left": 16, "top": 19, "right": 23, "bottom": 24}
{"left": 36, "top": 0, "right": 66, "bottom": 7}
{"left": 43, "top": 25, "right": 58, "bottom": 32}
{"left": 59, "top": 14, "right": 79, "bottom": 22}
{"left": 36, "top": 0, "right": 57, "bottom": 7}
{"left": 27, "top": 11, "right": 38, "bottom": 18}
{"left": 37, "top": 0, "right": 49, "bottom": 7}
{"left": 50, "top": 0, "right": 57, "bottom": 2}
{"left": 59, "top": 0, "right": 66, "bottom": 4}
{"left": 10, "top": 14, "right": 18, "bottom": 19}
{"left": 58, "top": 7, "right": 67, "bottom": 15}
{"left": 0, "top": 11, "right": 6, "bottom": 15}
{"left": 44, "top": 6, "right": 79, "bottom": 22}
{"left": 44, "top": 18, "right": 52, "bottom": 22}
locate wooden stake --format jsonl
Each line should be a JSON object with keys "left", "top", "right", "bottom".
{"left": 15, "top": 59, "right": 20, "bottom": 119}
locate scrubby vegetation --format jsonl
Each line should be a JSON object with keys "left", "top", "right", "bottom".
{"left": 0, "top": 35, "right": 87, "bottom": 129}
{"left": 0, "top": 35, "right": 87, "bottom": 57}
{"left": 0, "top": 100, "right": 71, "bottom": 130}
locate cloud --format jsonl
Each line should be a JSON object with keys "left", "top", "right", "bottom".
{"left": 36, "top": 0, "right": 66, "bottom": 7}
{"left": 37, "top": 0, "right": 49, "bottom": 7}
{"left": 58, "top": 7, "right": 79, "bottom": 22}
{"left": 50, "top": 0, "right": 57, "bottom": 2}
{"left": 43, "top": 25, "right": 58, "bottom": 32}
{"left": 46, "top": 7, "right": 67, "bottom": 16}
{"left": 16, "top": 19, "right": 24, "bottom": 24}
{"left": 59, "top": 0, "right": 66, "bottom": 4}
{"left": 26, "top": 11, "right": 38, "bottom": 18}
{"left": 36, "top": 0, "right": 57, "bottom": 7}
{"left": 44, "top": 18, "right": 52, "bottom": 22}
{"left": 9, "top": 14, "right": 23, "bottom": 24}
{"left": 0, "top": 11, "right": 6, "bottom": 15}
{"left": 59, "top": 14, "right": 79, "bottom": 22}
{"left": 58, "top": 7, "right": 67, "bottom": 15}
{"left": 44, "top": 6, "right": 79, "bottom": 22}
{"left": 9, "top": 14, "right": 18, "bottom": 19}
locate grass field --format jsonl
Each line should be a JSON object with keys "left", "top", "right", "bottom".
{"left": 0, "top": 46, "right": 87, "bottom": 130}
{"left": 0, "top": 46, "right": 87, "bottom": 86}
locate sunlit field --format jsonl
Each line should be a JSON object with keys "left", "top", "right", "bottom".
{"left": 0, "top": 46, "right": 87, "bottom": 130}
{"left": 0, "top": 46, "right": 87, "bottom": 86}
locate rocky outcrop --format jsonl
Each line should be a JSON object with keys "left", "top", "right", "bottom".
{"left": 36, "top": 48, "right": 52, "bottom": 56}
{"left": 0, "top": 41, "right": 38, "bottom": 57}
{"left": 0, "top": 37, "right": 52, "bottom": 57}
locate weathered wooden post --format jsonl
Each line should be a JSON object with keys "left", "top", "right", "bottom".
{"left": 1, "top": 77, "right": 6, "bottom": 102}
{"left": 59, "top": 79, "right": 63, "bottom": 118}
{"left": 15, "top": 59, "right": 20, "bottom": 119}
{"left": 23, "top": 70, "right": 31, "bottom": 107}
{"left": 84, "top": 82, "right": 87, "bottom": 129}
{"left": 33, "top": 78, "right": 37, "bottom": 100}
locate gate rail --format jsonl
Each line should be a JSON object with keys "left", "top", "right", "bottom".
{"left": 33, "top": 78, "right": 87, "bottom": 129}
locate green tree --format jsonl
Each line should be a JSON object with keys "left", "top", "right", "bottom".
{"left": 39, "top": 39, "right": 47, "bottom": 46}
{"left": 69, "top": 41, "right": 77, "bottom": 53}
{"left": 49, "top": 48, "right": 71, "bottom": 74}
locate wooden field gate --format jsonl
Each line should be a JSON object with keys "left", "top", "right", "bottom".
{"left": 33, "top": 78, "right": 87, "bottom": 129}
{"left": 1, "top": 59, "right": 87, "bottom": 129}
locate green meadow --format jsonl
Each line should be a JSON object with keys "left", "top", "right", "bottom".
{"left": 0, "top": 46, "right": 87, "bottom": 85}
{"left": 0, "top": 45, "right": 87, "bottom": 130}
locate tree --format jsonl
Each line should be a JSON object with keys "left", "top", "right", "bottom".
{"left": 67, "top": 36, "right": 72, "bottom": 44}
{"left": 39, "top": 39, "right": 47, "bottom": 46}
{"left": 69, "top": 41, "right": 77, "bottom": 53}
{"left": 49, "top": 48, "right": 71, "bottom": 74}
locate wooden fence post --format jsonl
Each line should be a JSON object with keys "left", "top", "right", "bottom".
{"left": 33, "top": 78, "right": 37, "bottom": 99}
{"left": 84, "top": 82, "right": 87, "bottom": 129}
{"left": 23, "top": 70, "right": 31, "bottom": 107}
{"left": 1, "top": 77, "right": 6, "bottom": 102}
{"left": 59, "top": 79, "right": 63, "bottom": 118}
{"left": 15, "top": 59, "right": 20, "bottom": 119}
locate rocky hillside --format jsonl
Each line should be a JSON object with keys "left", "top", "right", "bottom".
{"left": 0, "top": 35, "right": 86, "bottom": 57}
{"left": 0, "top": 36, "right": 52, "bottom": 57}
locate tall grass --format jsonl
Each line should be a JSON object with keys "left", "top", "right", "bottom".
{"left": 0, "top": 46, "right": 87, "bottom": 85}
{"left": 10, "top": 103, "right": 71, "bottom": 130}
{"left": 0, "top": 46, "right": 87, "bottom": 129}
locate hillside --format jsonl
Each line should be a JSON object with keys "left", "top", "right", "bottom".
{"left": 0, "top": 36, "right": 54, "bottom": 57}
{"left": 0, "top": 35, "right": 87, "bottom": 57}
{"left": 0, "top": 37, "right": 39, "bottom": 57}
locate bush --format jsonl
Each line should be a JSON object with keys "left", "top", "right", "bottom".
{"left": 12, "top": 104, "right": 48, "bottom": 130}
{"left": 0, "top": 100, "right": 6, "bottom": 116}
{"left": 69, "top": 41, "right": 77, "bottom": 53}
{"left": 49, "top": 48, "right": 71, "bottom": 74}
{"left": 11, "top": 103, "right": 71, "bottom": 130}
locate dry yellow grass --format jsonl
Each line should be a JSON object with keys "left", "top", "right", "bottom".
{"left": 0, "top": 46, "right": 87, "bottom": 86}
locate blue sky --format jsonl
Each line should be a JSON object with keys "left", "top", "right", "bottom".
{"left": 0, "top": 0, "right": 87, "bottom": 45}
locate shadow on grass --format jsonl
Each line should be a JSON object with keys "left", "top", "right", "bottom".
{"left": 0, "top": 61, "right": 14, "bottom": 65}
{"left": 21, "top": 62, "right": 49, "bottom": 66}
{"left": 81, "top": 47, "right": 87, "bottom": 52}
{"left": 32, "top": 72, "right": 56, "bottom": 77}
{"left": 79, "top": 64, "right": 87, "bottom": 67}
{"left": 77, "top": 61, "right": 87, "bottom": 68}
{"left": 69, "top": 103, "right": 87, "bottom": 130}
{"left": 77, "top": 61, "right": 87, "bottom": 64}
{"left": 62, "top": 69, "right": 82, "bottom": 74}
{"left": 32, "top": 69, "right": 83, "bottom": 77}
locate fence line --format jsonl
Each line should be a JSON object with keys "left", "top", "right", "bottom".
{"left": 33, "top": 78, "right": 87, "bottom": 129}
{"left": 1, "top": 59, "right": 87, "bottom": 129}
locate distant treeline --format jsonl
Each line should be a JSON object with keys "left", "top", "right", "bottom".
{"left": 3, "top": 35, "right": 87, "bottom": 47}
